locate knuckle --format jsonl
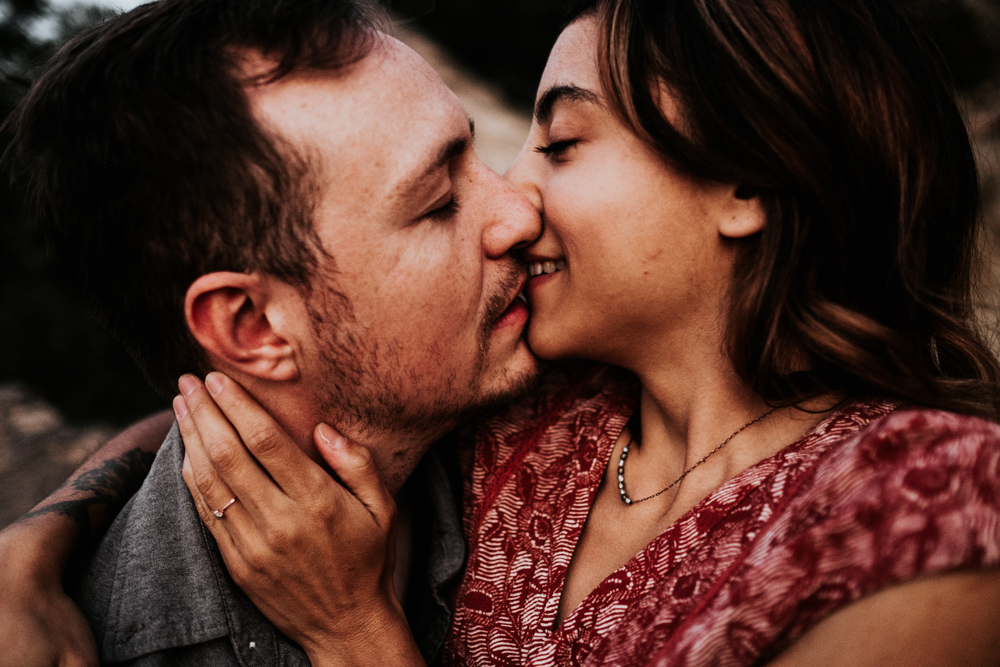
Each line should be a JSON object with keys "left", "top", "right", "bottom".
{"left": 309, "top": 499, "right": 339, "bottom": 526}
{"left": 242, "top": 545, "right": 271, "bottom": 576}
{"left": 244, "top": 425, "right": 283, "bottom": 458}
{"left": 351, "top": 444, "right": 376, "bottom": 469}
{"left": 194, "top": 469, "right": 228, "bottom": 502}
{"left": 300, "top": 495, "right": 326, "bottom": 518}
{"left": 262, "top": 523, "right": 293, "bottom": 552}
{"left": 189, "top": 461, "right": 216, "bottom": 491}
{"left": 208, "top": 442, "right": 241, "bottom": 474}
{"left": 184, "top": 384, "right": 212, "bottom": 415}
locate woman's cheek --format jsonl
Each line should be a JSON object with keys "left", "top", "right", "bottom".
{"left": 526, "top": 318, "right": 566, "bottom": 360}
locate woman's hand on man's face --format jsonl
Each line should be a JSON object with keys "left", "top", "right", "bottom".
{"left": 174, "top": 372, "right": 424, "bottom": 666}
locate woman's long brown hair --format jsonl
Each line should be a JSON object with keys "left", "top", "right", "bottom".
{"left": 575, "top": 0, "right": 1000, "bottom": 420}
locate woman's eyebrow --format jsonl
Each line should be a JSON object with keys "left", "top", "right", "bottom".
{"left": 534, "top": 84, "right": 600, "bottom": 125}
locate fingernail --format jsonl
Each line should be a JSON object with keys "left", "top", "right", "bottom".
{"left": 317, "top": 423, "right": 344, "bottom": 449}
{"left": 173, "top": 395, "right": 189, "bottom": 420}
{"left": 178, "top": 374, "right": 199, "bottom": 397}
{"left": 205, "top": 372, "right": 225, "bottom": 396}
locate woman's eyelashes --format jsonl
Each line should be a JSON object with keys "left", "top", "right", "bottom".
{"left": 535, "top": 139, "right": 579, "bottom": 161}
{"left": 426, "top": 194, "right": 460, "bottom": 221}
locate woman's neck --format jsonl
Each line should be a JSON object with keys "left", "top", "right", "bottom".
{"left": 637, "top": 357, "right": 774, "bottom": 478}
{"left": 618, "top": 327, "right": 837, "bottom": 520}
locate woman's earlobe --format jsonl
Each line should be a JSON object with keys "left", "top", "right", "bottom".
{"left": 719, "top": 185, "right": 767, "bottom": 239}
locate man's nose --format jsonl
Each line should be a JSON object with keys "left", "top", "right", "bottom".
{"left": 481, "top": 163, "right": 542, "bottom": 259}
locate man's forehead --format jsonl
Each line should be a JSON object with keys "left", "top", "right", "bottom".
{"left": 243, "top": 36, "right": 469, "bottom": 186}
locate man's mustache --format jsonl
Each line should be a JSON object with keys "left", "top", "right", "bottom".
{"left": 480, "top": 261, "right": 527, "bottom": 336}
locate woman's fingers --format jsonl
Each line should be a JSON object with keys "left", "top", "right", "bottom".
{"left": 181, "top": 452, "right": 240, "bottom": 544}
{"left": 201, "top": 372, "right": 331, "bottom": 500}
{"left": 173, "top": 380, "right": 407, "bottom": 658}
{"left": 175, "top": 395, "right": 260, "bottom": 559}
{"left": 315, "top": 423, "right": 396, "bottom": 528}
{"left": 181, "top": 450, "right": 212, "bottom": 523}
{"left": 177, "top": 374, "right": 277, "bottom": 516}
{"left": 180, "top": 452, "right": 275, "bottom": 598}
{"left": 173, "top": 393, "right": 240, "bottom": 520}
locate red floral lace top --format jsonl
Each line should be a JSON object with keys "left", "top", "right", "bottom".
{"left": 442, "top": 364, "right": 1000, "bottom": 666}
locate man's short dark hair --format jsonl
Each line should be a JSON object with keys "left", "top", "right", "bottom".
{"left": 6, "top": 0, "right": 381, "bottom": 396}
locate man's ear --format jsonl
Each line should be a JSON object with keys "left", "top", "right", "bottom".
{"left": 185, "top": 272, "right": 302, "bottom": 382}
{"left": 717, "top": 185, "right": 767, "bottom": 239}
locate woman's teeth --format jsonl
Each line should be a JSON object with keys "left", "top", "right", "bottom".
{"left": 528, "top": 260, "right": 567, "bottom": 277}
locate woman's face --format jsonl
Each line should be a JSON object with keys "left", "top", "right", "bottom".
{"left": 506, "top": 16, "right": 761, "bottom": 368}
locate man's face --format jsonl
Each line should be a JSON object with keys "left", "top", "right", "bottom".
{"left": 246, "top": 35, "right": 540, "bottom": 480}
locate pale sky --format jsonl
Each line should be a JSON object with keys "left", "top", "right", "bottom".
{"left": 49, "top": 0, "right": 150, "bottom": 11}
{"left": 32, "top": 0, "right": 152, "bottom": 40}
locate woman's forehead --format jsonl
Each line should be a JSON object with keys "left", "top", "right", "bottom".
{"left": 538, "top": 17, "right": 601, "bottom": 96}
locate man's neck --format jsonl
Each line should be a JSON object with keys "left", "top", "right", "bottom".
{"left": 333, "top": 420, "right": 450, "bottom": 495}
{"left": 240, "top": 379, "right": 444, "bottom": 494}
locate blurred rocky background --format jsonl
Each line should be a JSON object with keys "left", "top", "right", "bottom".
{"left": 1, "top": 0, "right": 999, "bottom": 527}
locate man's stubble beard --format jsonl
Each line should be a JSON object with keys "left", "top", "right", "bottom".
{"left": 305, "top": 262, "right": 537, "bottom": 444}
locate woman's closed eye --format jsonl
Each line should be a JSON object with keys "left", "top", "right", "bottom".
{"left": 535, "top": 139, "right": 579, "bottom": 161}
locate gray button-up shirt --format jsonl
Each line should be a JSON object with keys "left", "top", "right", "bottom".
{"left": 74, "top": 424, "right": 466, "bottom": 666}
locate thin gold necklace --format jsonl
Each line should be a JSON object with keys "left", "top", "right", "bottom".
{"left": 617, "top": 407, "right": 779, "bottom": 505}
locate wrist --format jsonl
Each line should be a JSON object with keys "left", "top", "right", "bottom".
{"left": 302, "top": 598, "right": 424, "bottom": 667}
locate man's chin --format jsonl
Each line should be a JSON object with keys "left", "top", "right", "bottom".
{"left": 465, "top": 361, "right": 541, "bottom": 421}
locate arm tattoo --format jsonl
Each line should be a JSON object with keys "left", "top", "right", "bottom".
{"left": 18, "top": 447, "right": 156, "bottom": 537}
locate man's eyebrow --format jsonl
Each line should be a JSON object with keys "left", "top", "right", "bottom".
{"left": 397, "top": 119, "right": 475, "bottom": 204}
{"left": 433, "top": 118, "right": 475, "bottom": 170}
{"left": 534, "top": 84, "right": 601, "bottom": 125}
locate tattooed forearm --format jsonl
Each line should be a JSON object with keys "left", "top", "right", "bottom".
{"left": 71, "top": 448, "right": 157, "bottom": 500}
{"left": 18, "top": 448, "right": 156, "bottom": 537}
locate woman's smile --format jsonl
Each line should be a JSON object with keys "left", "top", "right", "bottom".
{"left": 506, "top": 17, "right": 757, "bottom": 368}
{"left": 526, "top": 259, "right": 567, "bottom": 278}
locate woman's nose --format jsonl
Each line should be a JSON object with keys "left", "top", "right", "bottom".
{"left": 503, "top": 140, "right": 544, "bottom": 214}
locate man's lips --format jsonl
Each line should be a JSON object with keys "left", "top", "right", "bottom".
{"left": 504, "top": 273, "right": 528, "bottom": 312}
{"left": 493, "top": 274, "right": 529, "bottom": 330}
{"left": 496, "top": 297, "right": 529, "bottom": 330}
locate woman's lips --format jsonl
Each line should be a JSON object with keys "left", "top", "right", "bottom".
{"left": 525, "top": 269, "right": 560, "bottom": 297}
